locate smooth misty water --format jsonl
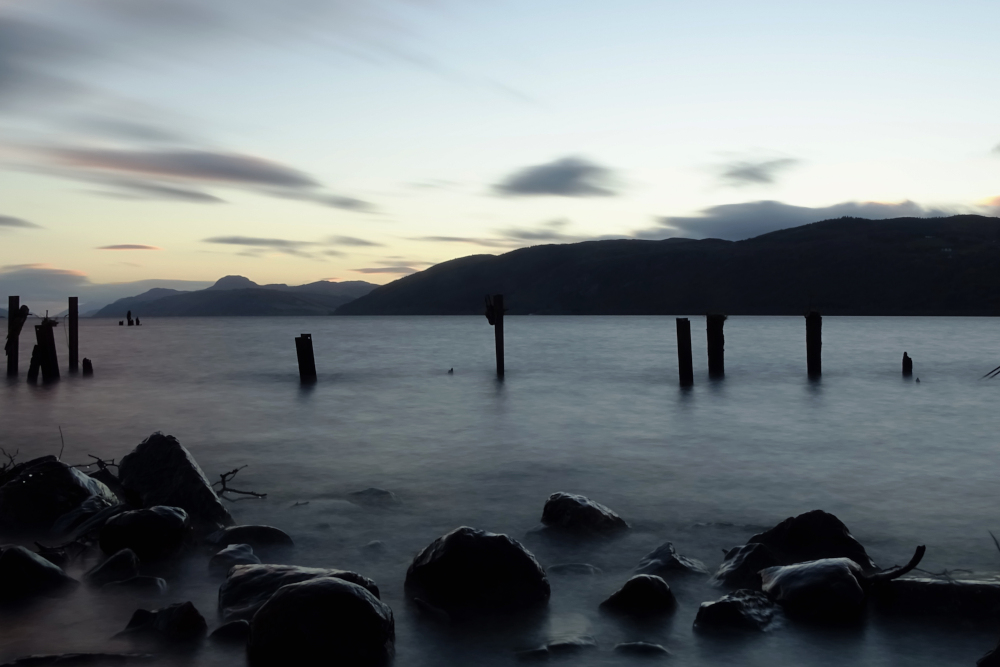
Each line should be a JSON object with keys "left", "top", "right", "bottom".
{"left": 2, "top": 316, "right": 1000, "bottom": 666}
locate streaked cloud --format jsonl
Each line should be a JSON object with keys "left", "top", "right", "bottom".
{"left": 327, "top": 235, "right": 383, "bottom": 247}
{"left": 92, "top": 180, "right": 225, "bottom": 203}
{"left": 494, "top": 157, "right": 618, "bottom": 197}
{"left": 718, "top": 158, "right": 800, "bottom": 186}
{"left": 0, "top": 215, "right": 42, "bottom": 229}
{"left": 353, "top": 266, "right": 418, "bottom": 274}
{"left": 96, "top": 244, "right": 161, "bottom": 250}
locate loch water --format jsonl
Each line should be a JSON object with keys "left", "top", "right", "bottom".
{"left": 2, "top": 315, "right": 1000, "bottom": 666}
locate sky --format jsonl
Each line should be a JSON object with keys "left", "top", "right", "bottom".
{"left": 2, "top": 0, "right": 1000, "bottom": 312}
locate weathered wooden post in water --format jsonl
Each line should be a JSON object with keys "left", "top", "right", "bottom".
{"left": 69, "top": 296, "right": 79, "bottom": 371}
{"left": 676, "top": 317, "right": 694, "bottom": 387}
{"left": 485, "top": 294, "right": 505, "bottom": 379}
{"left": 35, "top": 317, "right": 60, "bottom": 382}
{"left": 806, "top": 311, "right": 822, "bottom": 378}
{"left": 295, "top": 333, "right": 317, "bottom": 383}
{"left": 902, "top": 352, "right": 913, "bottom": 377}
{"left": 6, "top": 296, "right": 19, "bottom": 376}
{"left": 706, "top": 313, "right": 726, "bottom": 379}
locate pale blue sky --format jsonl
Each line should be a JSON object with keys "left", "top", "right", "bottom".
{"left": 2, "top": 0, "right": 999, "bottom": 311}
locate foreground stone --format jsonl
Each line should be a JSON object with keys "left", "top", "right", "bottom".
{"left": 52, "top": 496, "right": 119, "bottom": 538}
{"left": 120, "top": 601, "right": 207, "bottom": 642}
{"left": 600, "top": 575, "right": 676, "bottom": 615}
{"left": 219, "top": 564, "right": 380, "bottom": 621}
{"left": 117, "top": 433, "right": 233, "bottom": 530}
{"left": 210, "top": 544, "right": 260, "bottom": 572}
{"left": 979, "top": 639, "right": 1000, "bottom": 666}
{"left": 85, "top": 549, "right": 139, "bottom": 587}
{"left": 208, "top": 525, "right": 292, "bottom": 549}
{"left": 636, "top": 541, "right": 708, "bottom": 577}
{"left": 540, "top": 493, "right": 628, "bottom": 535}
{"left": 0, "top": 546, "right": 78, "bottom": 600}
{"left": 0, "top": 456, "right": 117, "bottom": 534}
{"left": 760, "top": 558, "right": 866, "bottom": 621}
{"left": 694, "top": 589, "right": 779, "bottom": 631}
{"left": 405, "top": 526, "right": 550, "bottom": 613}
{"left": 248, "top": 578, "right": 394, "bottom": 667}
{"left": 99, "top": 506, "right": 189, "bottom": 560}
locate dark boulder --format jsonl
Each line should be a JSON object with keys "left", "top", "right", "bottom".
{"left": 0, "top": 456, "right": 117, "bottom": 534}
{"left": 209, "top": 544, "right": 260, "bottom": 573}
{"left": 760, "top": 558, "right": 866, "bottom": 620}
{"left": 99, "top": 506, "right": 189, "bottom": 561}
{"left": 636, "top": 541, "right": 708, "bottom": 577}
{"left": 694, "top": 589, "right": 780, "bottom": 631}
{"left": 210, "top": 620, "right": 250, "bottom": 643}
{"left": 248, "top": 577, "right": 394, "bottom": 667}
{"left": 979, "top": 639, "right": 1000, "bottom": 667}
{"left": 0, "top": 545, "right": 77, "bottom": 600}
{"left": 207, "top": 525, "right": 292, "bottom": 549}
{"left": 614, "top": 642, "right": 671, "bottom": 656}
{"left": 219, "top": 563, "right": 380, "bottom": 621}
{"left": 540, "top": 493, "right": 628, "bottom": 535}
{"left": 117, "top": 433, "right": 233, "bottom": 530}
{"left": 751, "top": 510, "right": 875, "bottom": 570}
{"left": 347, "top": 488, "right": 399, "bottom": 507}
{"left": 120, "top": 601, "right": 207, "bottom": 642}
{"left": 102, "top": 576, "right": 168, "bottom": 595}
{"left": 405, "top": 526, "right": 550, "bottom": 613}
{"left": 600, "top": 574, "right": 676, "bottom": 615}
{"left": 85, "top": 549, "right": 139, "bottom": 587}
{"left": 712, "top": 542, "right": 782, "bottom": 589}
{"left": 52, "top": 496, "right": 118, "bottom": 538}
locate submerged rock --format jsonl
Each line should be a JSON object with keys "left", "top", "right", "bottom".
{"left": 209, "top": 544, "right": 260, "bottom": 572}
{"left": 405, "top": 526, "right": 550, "bottom": 613}
{"left": 540, "top": 493, "right": 628, "bottom": 535}
{"left": 0, "top": 456, "right": 118, "bottom": 534}
{"left": 248, "top": 577, "right": 394, "bottom": 667}
{"left": 515, "top": 636, "right": 597, "bottom": 661}
{"left": 348, "top": 488, "right": 399, "bottom": 507}
{"left": 694, "top": 589, "right": 779, "bottom": 631}
{"left": 117, "top": 433, "right": 233, "bottom": 530}
{"left": 102, "top": 576, "right": 168, "bottom": 595}
{"left": 636, "top": 541, "right": 708, "bottom": 577}
{"left": 208, "top": 525, "right": 292, "bottom": 549}
{"left": 210, "top": 619, "right": 250, "bottom": 643}
{"left": 760, "top": 558, "right": 866, "bottom": 621}
{"left": 85, "top": 549, "right": 140, "bottom": 587}
{"left": 547, "top": 563, "right": 603, "bottom": 576}
{"left": 600, "top": 574, "right": 676, "bottom": 615}
{"left": 219, "top": 564, "right": 380, "bottom": 621}
{"left": 0, "top": 545, "right": 77, "bottom": 600}
{"left": 614, "top": 642, "right": 671, "bottom": 656}
{"left": 120, "top": 601, "right": 207, "bottom": 642}
{"left": 99, "top": 506, "right": 189, "bottom": 561}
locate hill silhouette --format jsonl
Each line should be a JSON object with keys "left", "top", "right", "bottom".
{"left": 336, "top": 215, "right": 1000, "bottom": 316}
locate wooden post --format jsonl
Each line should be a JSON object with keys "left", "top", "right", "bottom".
{"left": 493, "top": 295, "right": 505, "bottom": 379}
{"left": 6, "top": 296, "right": 17, "bottom": 377}
{"left": 806, "top": 311, "right": 822, "bottom": 378}
{"left": 35, "top": 319, "right": 60, "bottom": 381}
{"left": 295, "top": 333, "right": 317, "bottom": 383}
{"left": 676, "top": 317, "right": 693, "bottom": 387}
{"left": 706, "top": 313, "right": 726, "bottom": 379}
{"left": 68, "top": 296, "right": 79, "bottom": 371}
{"left": 27, "top": 345, "right": 40, "bottom": 382}
{"left": 902, "top": 352, "right": 913, "bottom": 377}
{"left": 82, "top": 358, "right": 93, "bottom": 376}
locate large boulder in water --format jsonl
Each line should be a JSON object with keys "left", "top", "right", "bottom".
{"left": 219, "top": 564, "right": 380, "bottom": 621}
{"left": 248, "top": 577, "right": 395, "bottom": 667}
{"left": 540, "top": 493, "right": 628, "bottom": 535}
{"left": 117, "top": 433, "right": 233, "bottom": 530}
{"left": 712, "top": 543, "right": 783, "bottom": 589}
{"left": 0, "top": 456, "right": 117, "bottom": 535}
{"left": 120, "top": 601, "right": 207, "bottom": 642}
{"left": 99, "top": 506, "right": 190, "bottom": 560}
{"left": 0, "top": 545, "right": 78, "bottom": 600}
{"left": 760, "top": 558, "right": 867, "bottom": 621}
{"left": 405, "top": 526, "right": 550, "bottom": 613}
{"left": 636, "top": 541, "right": 708, "bottom": 577}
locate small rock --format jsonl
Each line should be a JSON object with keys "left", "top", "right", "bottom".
{"left": 102, "top": 576, "right": 168, "bottom": 595}
{"left": 600, "top": 575, "right": 676, "bottom": 615}
{"left": 694, "top": 589, "right": 779, "bottom": 631}
{"left": 547, "top": 563, "right": 602, "bottom": 575}
{"left": 99, "top": 506, "right": 189, "bottom": 561}
{"left": 0, "top": 545, "right": 78, "bottom": 600}
{"left": 614, "top": 642, "right": 671, "bottom": 656}
{"left": 210, "top": 619, "right": 250, "bottom": 643}
{"left": 208, "top": 525, "right": 292, "bottom": 549}
{"left": 760, "top": 558, "right": 866, "bottom": 621}
{"left": 85, "top": 549, "right": 139, "bottom": 587}
{"left": 636, "top": 541, "right": 708, "bottom": 577}
{"left": 219, "top": 564, "right": 380, "bottom": 621}
{"left": 516, "top": 636, "right": 597, "bottom": 661}
{"left": 404, "top": 526, "right": 550, "bottom": 613}
{"left": 120, "top": 601, "right": 207, "bottom": 642}
{"left": 248, "top": 578, "right": 394, "bottom": 666}
{"left": 347, "top": 488, "right": 399, "bottom": 507}
{"left": 209, "top": 544, "right": 260, "bottom": 573}
{"left": 540, "top": 492, "right": 628, "bottom": 535}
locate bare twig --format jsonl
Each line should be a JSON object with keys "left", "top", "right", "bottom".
{"left": 213, "top": 466, "right": 267, "bottom": 500}
{"left": 990, "top": 531, "right": 1000, "bottom": 557}
{"left": 69, "top": 455, "right": 118, "bottom": 470}
{"left": 58, "top": 426, "right": 65, "bottom": 460}
{"left": 0, "top": 448, "right": 18, "bottom": 474}
{"left": 291, "top": 501, "right": 309, "bottom": 507}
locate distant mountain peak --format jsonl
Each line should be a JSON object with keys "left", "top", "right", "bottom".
{"left": 208, "top": 275, "right": 259, "bottom": 290}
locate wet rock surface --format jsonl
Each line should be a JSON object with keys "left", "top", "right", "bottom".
{"left": 0, "top": 457, "right": 118, "bottom": 534}
{"left": 99, "top": 506, "right": 189, "bottom": 561}
{"left": 348, "top": 488, "right": 399, "bottom": 507}
{"left": 248, "top": 577, "right": 394, "bottom": 667}
{"left": 0, "top": 545, "right": 78, "bottom": 600}
{"left": 600, "top": 574, "right": 676, "bottom": 615}
{"left": 219, "top": 563, "right": 380, "bottom": 621}
{"left": 84, "top": 549, "right": 139, "bottom": 587}
{"left": 405, "top": 526, "right": 550, "bottom": 613}
{"left": 760, "top": 557, "right": 866, "bottom": 620}
{"left": 120, "top": 601, "right": 207, "bottom": 642}
{"left": 210, "top": 543, "right": 260, "bottom": 572}
{"left": 694, "top": 589, "right": 779, "bottom": 631}
{"left": 614, "top": 641, "right": 671, "bottom": 656}
{"left": 117, "top": 433, "right": 233, "bottom": 530}
{"left": 636, "top": 541, "right": 708, "bottom": 577}
{"left": 540, "top": 493, "right": 628, "bottom": 535}
{"left": 208, "top": 525, "right": 292, "bottom": 549}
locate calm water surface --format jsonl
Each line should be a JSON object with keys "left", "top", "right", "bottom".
{"left": 2, "top": 316, "right": 1000, "bottom": 665}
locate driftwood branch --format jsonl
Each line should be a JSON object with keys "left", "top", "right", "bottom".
{"left": 69, "top": 455, "right": 118, "bottom": 470}
{"left": 213, "top": 466, "right": 267, "bottom": 501}
{"left": 865, "top": 545, "right": 927, "bottom": 584}
{"left": 0, "top": 448, "right": 18, "bottom": 474}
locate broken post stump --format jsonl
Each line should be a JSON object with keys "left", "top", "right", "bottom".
{"left": 82, "top": 358, "right": 93, "bottom": 376}
{"left": 706, "top": 313, "right": 726, "bottom": 379}
{"left": 295, "top": 334, "right": 317, "bottom": 383}
{"left": 69, "top": 296, "right": 79, "bottom": 371}
{"left": 485, "top": 294, "right": 505, "bottom": 379}
{"left": 6, "top": 296, "right": 18, "bottom": 377}
{"left": 902, "top": 352, "right": 913, "bottom": 377}
{"left": 35, "top": 318, "right": 60, "bottom": 382}
{"left": 27, "top": 345, "right": 40, "bottom": 382}
{"left": 806, "top": 311, "right": 822, "bottom": 378}
{"left": 676, "top": 317, "right": 693, "bottom": 387}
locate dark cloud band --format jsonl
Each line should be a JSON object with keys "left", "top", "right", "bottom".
{"left": 494, "top": 157, "right": 617, "bottom": 197}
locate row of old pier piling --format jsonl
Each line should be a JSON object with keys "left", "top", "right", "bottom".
{"left": 6, "top": 295, "right": 91, "bottom": 382}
